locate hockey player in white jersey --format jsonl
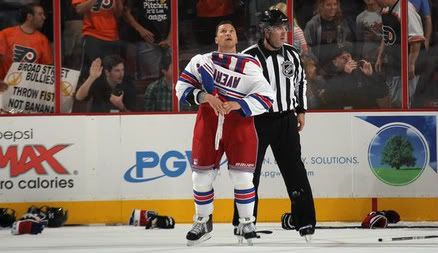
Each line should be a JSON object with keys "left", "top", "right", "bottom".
{"left": 176, "top": 20, "right": 275, "bottom": 246}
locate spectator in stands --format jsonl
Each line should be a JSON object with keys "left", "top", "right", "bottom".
{"left": 409, "top": 0, "right": 432, "bottom": 49}
{"left": 304, "top": 0, "right": 353, "bottom": 65}
{"left": 0, "top": 3, "right": 52, "bottom": 81}
{"left": 123, "top": 0, "right": 171, "bottom": 80}
{"left": 293, "top": 18, "right": 310, "bottom": 55}
{"left": 75, "top": 54, "right": 136, "bottom": 112}
{"left": 72, "top": 0, "right": 122, "bottom": 79}
{"left": 320, "top": 46, "right": 387, "bottom": 109}
{"left": 143, "top": 53, "right": 172, "bottom": 112}
{"left": 432, "top": 0, "right": 438, "bottom": 43}
{"left": 302, "top": 55, "right": 325, "bottom": 108}
{"left": 375, "top": 0, "right": 424, "bottom": 107}
{"left": 408, "top": 0, "right": 433, "bottom": 107}
{"left": 62, "top": 0, "right": 83, "bottom": 69}
{"left": 194, "top": 0, "right": 237, "bottom": 47}
{"left": 356, "top": 0, "right": 382, "bottom": 64}
{"left": 0, "top": 0, "right": 36, "bottom": 30}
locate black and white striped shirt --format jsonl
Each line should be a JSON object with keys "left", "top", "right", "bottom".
{"left": 242, "top": 40, "right": 307, "bottom": 113}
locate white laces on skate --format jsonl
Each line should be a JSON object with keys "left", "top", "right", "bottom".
{"left": 236, "top": 217, "right": 259, "bottom": 246}
{"left": 236, "top": 220, "right": 254, "bottom": 234}
{"left": 190, "top": 221, "right": 207, "bottom": 234}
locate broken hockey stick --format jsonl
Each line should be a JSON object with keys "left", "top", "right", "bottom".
{"left": 378, "top": 235, "right": 438, "bottom": 242}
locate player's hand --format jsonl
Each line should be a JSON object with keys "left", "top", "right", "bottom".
{"left": 89, "top": 58, "right": 103, "bottom": 80}
{"left": 297, "top": 113, "right": 305, "bottom": 132}
{"left": 205, "top": 94, "right": 225, "bottom": 116}
{"left": 222, "top": 101, "right": 240, "bottom": 114}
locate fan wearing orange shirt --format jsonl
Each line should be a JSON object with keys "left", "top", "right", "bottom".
{"left": 72, "top": 0, "right": 123, "bottom": 79}
{"left": 0, "top": 3, "right": 52, "bottom": 84}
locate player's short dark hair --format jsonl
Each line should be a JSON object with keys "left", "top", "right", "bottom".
{"left": 18, "top": 3, "right": 42, "bottom": 24}
{"left": 215, "top": 20, "right": 235, "bottom": 35}
{"left": 102, "top": 55, "right": 124, "bottom": 72}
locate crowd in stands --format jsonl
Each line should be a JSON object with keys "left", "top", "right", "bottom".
{"left": 0, "top": 0, "right": 437, "bottom": 113}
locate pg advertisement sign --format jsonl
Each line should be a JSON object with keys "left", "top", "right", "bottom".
{"left": 0, "top": 62, "right": 79, "bottom": 113}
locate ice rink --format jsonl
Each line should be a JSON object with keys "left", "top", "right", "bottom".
{"left": 1, "top": 222, "right": 438, "bottom": 253}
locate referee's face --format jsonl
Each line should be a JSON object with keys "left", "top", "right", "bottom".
{"left": 265, "top": 25, "right": 288, "bottom": 49}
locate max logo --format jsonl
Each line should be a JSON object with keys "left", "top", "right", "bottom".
{"left": 0, "top": 145, "right": 70, "bottom": 177}
{"left": 13, "top": 45, "right": 37, "bottom": 63}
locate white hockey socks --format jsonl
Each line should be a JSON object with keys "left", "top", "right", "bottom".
{"left": 192, "top": 170, "right": 217, "bottom": 217}
{"left": 229, "top": 170, "right": 256, "bottom": 218}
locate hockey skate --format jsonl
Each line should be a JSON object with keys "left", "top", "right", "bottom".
{"left": 235, "top": 217, "right": 259, "bottom": 246}
{"left": 299, "top": 224, "right": 315, "bottom": 242}
{"left": 186, "top": 214, "right": 213, "bottom": 246}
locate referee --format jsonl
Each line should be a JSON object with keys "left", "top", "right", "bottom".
{"left": 232, "top": 9, "right": 316, "bottom": 239}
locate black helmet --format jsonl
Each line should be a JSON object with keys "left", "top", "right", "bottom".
{"left": 260, "top": 9, "right": 289, "bottom": 27}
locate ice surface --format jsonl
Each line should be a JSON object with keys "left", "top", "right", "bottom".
{"left": 1, "top": 222, "right": 438, "bottom": 253}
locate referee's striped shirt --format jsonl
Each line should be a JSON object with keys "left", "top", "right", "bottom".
{"left": 242, "top": 40, "right": 307, "bottom": 113}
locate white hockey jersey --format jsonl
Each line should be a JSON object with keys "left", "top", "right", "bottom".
{"left": 176, "top": 52, "right": 275, "bottom": 117}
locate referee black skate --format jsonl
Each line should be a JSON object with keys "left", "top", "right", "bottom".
{"left": 232, "top": 9, "right": 316, "bottom": 240}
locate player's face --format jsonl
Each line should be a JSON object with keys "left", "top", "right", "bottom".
{"left": 266, "top": 25, "right": 288, "bottom": 48}
{"left": 107, "top": 63, "right": 125, "bottom": 84}
{"left": 31, "top": 6, "right": 46, "bottom": 30}
{"left": 215, "top": 24, "right": 238, "bottom": 49}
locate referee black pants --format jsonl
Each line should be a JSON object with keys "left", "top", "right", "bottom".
{"left": 232, "top": 111, "right": 316, "bottom": 229}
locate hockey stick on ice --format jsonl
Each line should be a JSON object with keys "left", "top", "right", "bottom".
{"left": 256, "top": 230, "right": 273, "bottom": 234}
{"left": 378, "top": 235, "right": 438, "bottom": 242}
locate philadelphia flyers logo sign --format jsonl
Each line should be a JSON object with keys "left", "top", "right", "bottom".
{"left": 13, "top": 45, "right": 37, "bottom": 63}
{"left": 382, "top": 25, "right": 396, "bottom": 46}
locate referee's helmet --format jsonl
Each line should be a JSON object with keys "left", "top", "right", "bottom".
{"left": 260, "top": 9, "right": 289, "bottom": 28}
